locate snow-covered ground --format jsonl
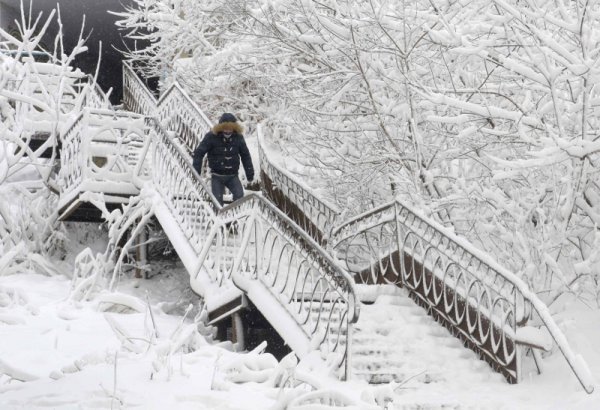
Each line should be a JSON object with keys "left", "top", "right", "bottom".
{"left": 1, "top": 224, "right": 600, "bottom": 409}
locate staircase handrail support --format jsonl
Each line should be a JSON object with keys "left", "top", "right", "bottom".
{"left": 331, "top": 199, "right": 594, "bottom": 393}
{"left": 222, "top": 194, "right": 358, "bottom": 378}
{"left": 58, "top": 111, "right": 86, "bottom": 197}
{"left": 221, "top": 192, "right": 359, "bottom": 318}
{"left": 333, "top": 202, "right": 519, "bottom": 304}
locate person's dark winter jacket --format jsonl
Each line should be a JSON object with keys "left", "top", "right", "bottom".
{"left": 192, "top": 114, "right": 254, "bottom": 181}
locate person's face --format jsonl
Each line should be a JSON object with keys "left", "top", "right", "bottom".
{"left": 222, "top": 127, "right": 233, "bottom": 137}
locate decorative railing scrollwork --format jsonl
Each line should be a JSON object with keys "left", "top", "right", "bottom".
{"left": 58, "top": 113, "right": 85, "bottom": 195}
{"left": 58, "top": 109, "right": 149, "bottom": 207}
{"left": 157, "top": 83, "right": 212, "bottom": 154}
{"left": 123, "top": 62, "right": 211, "bottom": 155}
{"left": 123, "top": 62, "right": 158, "bottom": 116}
{"left": 124, "top": 62, "right": 341, "bottom": 239}
{"left": 331, "top": 200, "right": 594, "bottom": 392}
{"left": 258, "top": 127, "right": 340, "bottom": 246}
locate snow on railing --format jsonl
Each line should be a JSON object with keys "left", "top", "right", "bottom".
{"left": 157, "top": 83, "right": 212, "bottom": 153}
{"left": 58, "top": 108, "right": 149, "bottom": 207}
{"left": 149, "top": 116, "right": 220, "bottom": 252}
{"left": 80, "top": 74, "right": 112, "bottom": 110}
{"left": 58, "top": 113, "right": 86, "bottom": 195}
{"left": 330, "top": 200, "right": 594, "bottom": 393}
{"left": 123, "top": 62, "right": 211, "bottom": 154}
{"left": 258, "top": 127, "right": 341, "bottom": 246}
{"left": 148, "top": 117, "right": 358, "bottom": 379}
{"left": 3, "top": 52, "right": 110, "bottom": 113}
{"left": 123, "top": 62, "right": 157, "bottom": 116}
{"left": 122, "top": 59, "right": 593, "bottom": 392}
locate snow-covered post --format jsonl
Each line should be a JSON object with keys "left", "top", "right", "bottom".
{"left": 231, "top": 312, "right": 245, "bottom": 351}
{"left": 135, "top": 220, "right": 148, "bottom": 279}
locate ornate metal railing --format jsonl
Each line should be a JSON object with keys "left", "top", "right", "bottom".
{"left": 258, "top": 127, "right": 341, "bottom": 246}
{"left": 331, "top": 200, "right": 594, "bottom": 392}
{"left": 80, "top": 74, "right": 111, "bottom": 110}
{"left": 123, "top": 62, "right": 211, "bottom": 154}
{"left": 123, "top": 62, "right": 158, "bottom": 116}
{"left": 124, "top": 62, "right": 340, "bottom": 237}
{"left": 157, "top": 83, "right": 212, "bottom": 153}
{"left": 148, "top": 117, "right": 358, "bottom": 378}
{"left": 58, "top": 113, "right": 86, "bottom": 195}
{"left": 58, "top": 109, "right": 149, "bottom": 204}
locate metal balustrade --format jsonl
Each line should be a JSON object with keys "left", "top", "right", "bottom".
{"left": 59, "top": 114, "right": 85, "bottom": 195}
{"left": 258, "top": 127, "right": 340, "bottom": 246}
{"left": 331, "top": 201, "right": 594, "bottom": 392}
{"left": 3, "top": 55, "right": 111, "bottom": 113}
{"left": 124, "top": 62, "right": 341, "bottom": 244}
{"left": 157, "top": 83, "right": 212, "bottom": 153}
{"left": 148, "top": 117, "right": 358, "bottom": 378}
{"left": 123, "top": 62, "right": 211, "bottom": 154}
{"left": 58, "top": 108, "right": 149, "bottom": 213}
{"left": 123, "top": 62, "right": 158, "bottom": 116}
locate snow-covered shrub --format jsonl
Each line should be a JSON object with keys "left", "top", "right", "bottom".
{"left": 0, "top": 185, "right": 65, "bottom": 276}
{"left": 1, "top": 2, "right": 100, "bottom": 278}
{"left": 68, "top": 190, "right": 155, "bottom": 301}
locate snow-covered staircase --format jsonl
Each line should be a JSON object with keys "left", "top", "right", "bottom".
{"left": 51, "top": 59, "right": 594, "bottom": 393}
{"left": 118, "top": 68, "right": 359, "bottom": 377}
{"left": 351, "top": 287, "right": 497, "bottom": 385}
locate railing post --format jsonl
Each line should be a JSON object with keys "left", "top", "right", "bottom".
{"left": 514, "top": 288, "right": 520, "bottom": 382}
{"left": 230, "top": 206, "right": 258, "bottom": 279}
{"left": 232, "top": 312, "right": 245, "bottom": 351}
{"left": 345, "top": 307, "right": 353, "bottom": 381}
{"left": 135, "top": 221, "right": 148, "bottom": 279}
{"left": 394, "top": 201, "right": 406, "bottom": 287}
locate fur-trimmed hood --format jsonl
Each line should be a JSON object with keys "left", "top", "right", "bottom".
{"left": 212, "top": 121, "right": 244, "bottom": 135}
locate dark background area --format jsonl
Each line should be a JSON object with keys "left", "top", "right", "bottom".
{"left": 2, "top": 0, "right": 139, "bottom": 104}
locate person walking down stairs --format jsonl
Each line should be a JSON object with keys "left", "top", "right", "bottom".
{"left": 192, "top": 113, "right": 255, "bottom": 205}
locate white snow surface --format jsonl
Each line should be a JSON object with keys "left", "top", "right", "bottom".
{"left": 1, "top": 225, "right": 600, "bottom": 409}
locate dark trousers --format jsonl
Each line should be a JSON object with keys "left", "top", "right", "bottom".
{"left": 211, "top": 174, "right": 244, "bottom": 205}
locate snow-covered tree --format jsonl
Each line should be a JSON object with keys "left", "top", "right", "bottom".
{"left": 411, "top": 0, "right": 600, "bottom": 299}
{"left": 118, "top": 0, "right": 600, "bottom": 300}
{"left": 0, "top": 3, "right": 96, "bottom": 276}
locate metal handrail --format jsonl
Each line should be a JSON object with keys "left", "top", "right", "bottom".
{"left": 122, "top": 61, "right": 158, "bottom": 115}
{"left": 257, "top": 126, "right": 341, "bottom": 246}
{"left": 330, "top": 199, "right": 594, "bottom": 393}
{"left": 149, "top": 113, "right": 358, "bottom": 315}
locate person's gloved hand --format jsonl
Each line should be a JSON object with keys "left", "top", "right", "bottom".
{"left": 245, "top": 177, "right": 259, "bottom": 191}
